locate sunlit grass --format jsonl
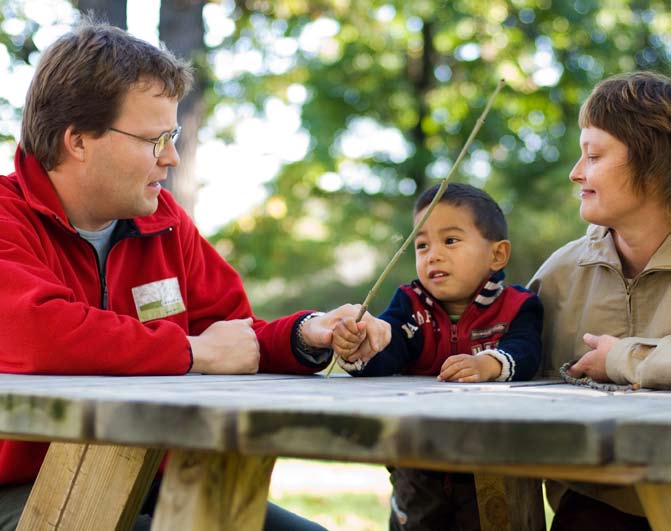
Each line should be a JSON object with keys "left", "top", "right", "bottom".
{"left": 269, "top": 459, "right": 556, "bottom": 530}
{"left": 270, "top": 492, "right": 390, "bottom": 531}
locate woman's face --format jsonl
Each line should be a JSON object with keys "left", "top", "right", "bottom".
{"left": 570, "top": 127, "right": 655, "bottom": 230}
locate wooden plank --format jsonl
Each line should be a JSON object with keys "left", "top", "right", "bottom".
{"left": 0, "top": 375, "right": 669, "bottom": 476}
{"left": 474, "top": 474, "right": 545, "bottom": 531}
{"left": 17, "top": 442, "right": 163, "bottom": 531}
{"left": 151, "top": 450, "right": 275, "bottom": 531}
{"left": 616, "top": 411, "right": 671, "bottom": 482}
{"left": 390, "top": 459, "right": 649, "bottom": 485}
{"left": 635, "top": 483, "right": 671, "bottom": 531}
{"left": 95, "top": 401, "right": 236, "bottom": 451}
{"left": 238, "top": 407, "right": 613, "bottom": 466}
{"left": 0, "top": 393, "right": 90, "bottom": 440}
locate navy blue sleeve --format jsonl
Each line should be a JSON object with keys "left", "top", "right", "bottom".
{"left": 494, "top": 292, "right": 543, "bottom": 381}
{"left": 351, "top": 287, "right": 424, "bottom": 376}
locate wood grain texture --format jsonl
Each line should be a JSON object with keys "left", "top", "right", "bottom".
{"left": 474, "top": 474, "right": 545, "bottom": 531}
{"left": 151, "top": 450, "right": 275, "bottom": 531}
{"left": 635, "top": 483, "right": 671, "bottom": 531}
{"left": 386, "top": 460, "right": 649, "bottom": 485}
{"left": 17, "top": 442, "right": 163, "bottom": 531}
{"left": 0, "top": 393, "right": 90, "bottom": 440}
{"left": 616, "top": 410, "right": 671, "bottom": 482}
{"left": 0, "top": 375, "right": 668, "bottom": 474}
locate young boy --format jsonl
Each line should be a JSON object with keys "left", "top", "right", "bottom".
{"left": 333, "top": 182, "right": 543, "bottom": 530}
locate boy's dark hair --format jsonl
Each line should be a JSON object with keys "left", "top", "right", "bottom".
{"left": 21, "top": 19, "right": 193, "bottom": 170}
{"left": 414, "top": 182, "right": 507, "bottom": 241}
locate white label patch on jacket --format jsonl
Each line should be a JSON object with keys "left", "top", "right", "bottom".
{"left": 132, "top": 277, "right": 186, "bottom": 322}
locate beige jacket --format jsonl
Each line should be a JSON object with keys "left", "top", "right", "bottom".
{"left": 529, "top": 224, "right": 671, "bottom": 517}
{"left": 529, "top": 224, "right": 671, "bottom": 387}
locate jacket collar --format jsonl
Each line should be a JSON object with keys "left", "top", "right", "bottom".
{"left": 578, "top": 224, "right": 671, "bottom": 272}
{"left": 411, "top": 269, "right": 506, "bottom": 310}
{"left": 15, "top": 147, "right": 180, "bottom": 235}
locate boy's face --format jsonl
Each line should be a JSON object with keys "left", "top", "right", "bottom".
{"left": 414, "top": 202, "right": 507, "bottom": 315}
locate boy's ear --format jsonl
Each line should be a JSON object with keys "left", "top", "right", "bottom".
{"left": 490, "top": 240, "right": 511, "bottom": 271}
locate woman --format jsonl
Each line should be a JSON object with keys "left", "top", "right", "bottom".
{"left": 529, "top": 71, "right": 671, "bottom": 531}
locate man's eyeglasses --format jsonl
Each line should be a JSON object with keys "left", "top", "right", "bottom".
{"left": 108, "top": 126, "right": 182, "bottom": 157}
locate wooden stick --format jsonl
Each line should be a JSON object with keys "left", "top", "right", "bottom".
{"left": 326, "top": 79, "right": 506, "bottom": 376}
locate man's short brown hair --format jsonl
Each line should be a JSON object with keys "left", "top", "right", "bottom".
{"left": 579, "top": 71, "right": 671, "bottom": 206}
{"left": 21, "top": 20, "right": 193, "bottom": 170}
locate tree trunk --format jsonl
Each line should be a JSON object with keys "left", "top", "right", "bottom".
{"left": 75, "top": 0, "right": 127, "bottom": 29}
{"left": 159, "top": 0, "right": 207, "bottom": 219}
{"left": 406, "top": 19, "right": 435, "bottom": 194}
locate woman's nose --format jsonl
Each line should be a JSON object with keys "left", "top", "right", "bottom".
{"left": 569, "top": 157, "right": 584, "bottom": 182}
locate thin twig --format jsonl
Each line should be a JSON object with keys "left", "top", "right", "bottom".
{"left": 325, "top": 79, "right": 506, "bottom": 377}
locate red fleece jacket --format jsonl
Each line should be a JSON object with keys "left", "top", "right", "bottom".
{"left": 0, "top": 148, "right": 314, "bottom": 484}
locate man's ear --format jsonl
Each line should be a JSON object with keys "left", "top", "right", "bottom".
{"left": 62, "top": 125, "right": 86, "bottom": 162}
{"left": 490, "top": 239, "right": 511, "bottom": 272}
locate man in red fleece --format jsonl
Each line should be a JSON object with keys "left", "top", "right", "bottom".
{"left": 0, "top": 20, "right": 389, "bottom": 531}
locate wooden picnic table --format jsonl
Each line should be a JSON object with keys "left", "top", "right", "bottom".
{"left": 0, "top": 373, "right": 668, "bottom": 530}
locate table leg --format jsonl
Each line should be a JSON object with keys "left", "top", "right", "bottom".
{"left": 635, "top": 483, "right": 671, "bottom": 531}
{"left": 474, "top": 473, "right": 546, "bottom": 531}
{"left": 150, "top": 450, "right": 276, "bottom": 531}
{"left": 17, "top": 442, "right": 164, "bottom": 531}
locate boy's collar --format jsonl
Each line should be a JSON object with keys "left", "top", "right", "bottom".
{"left": 473, "top": 269, "right": 505, "bottom": 307}
{"left": 411, "top": 269, "right": 506, "bottom": 309}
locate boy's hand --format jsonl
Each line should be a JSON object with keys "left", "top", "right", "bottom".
{"left": 334, "top": 314, "right": 391, "bottom": 363}
{"left": 438, "top": 354, "right": 502, "bottom": 383}
{"left": 299, "top": 304, "right": 362, "bottom": 348}
{"left": 333, "top": 317, "right": 367, "bottom": 358}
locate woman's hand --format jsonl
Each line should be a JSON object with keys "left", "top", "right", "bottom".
{"left": 568, "top": 333, "right": 619, "bottom": 381}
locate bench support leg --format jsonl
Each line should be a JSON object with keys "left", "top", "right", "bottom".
{"left": 18, "top": 442, "right": 164, "bottom": 531}
{"left": 151, "top": 450, "right": 276, "bottom": 531}
{"left": 636, "top": 483, "right": 671, "bottom": 531}
{"left": 475, "top": 473, "right": 546, "bottom": 531}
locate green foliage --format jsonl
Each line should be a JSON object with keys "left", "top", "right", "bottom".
{"left": 209, "top": 0, "right": 670, "bottom": 318}
{"left": 1, "top": 0, "right": 669, "bottom": 319}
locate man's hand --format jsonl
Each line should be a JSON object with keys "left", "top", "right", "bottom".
{"left": 300, "top": 305, "right": 391, "bottom": 362}
{"left": 188, "top": 317, "right": 260, "bottom": 374}
{"left": 438, "top": 354, "right": 502, "bottom": 383}
{"left": 567, "top": 333, "right": 618, "bottom": 382}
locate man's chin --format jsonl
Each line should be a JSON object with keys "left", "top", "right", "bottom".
{"left": 133, "top": 199, "right": 160, "bottom": 219}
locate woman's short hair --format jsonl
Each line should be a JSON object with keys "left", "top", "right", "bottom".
{"left": 21, "top": 20, "right": 193, "bottom": 170}
{"left": 579, "top": 71, "right": 671, "bottom": 205}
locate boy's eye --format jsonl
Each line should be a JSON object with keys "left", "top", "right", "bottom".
{"left": 415, "top": 242, "right": 427, "bottom": 250}
{"left": 445, "top": 237, "right": 458, "bottom": 245}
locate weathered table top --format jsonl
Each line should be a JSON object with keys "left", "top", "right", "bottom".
{"left": 0, "top": 374, "right": 669, "bottom": 481}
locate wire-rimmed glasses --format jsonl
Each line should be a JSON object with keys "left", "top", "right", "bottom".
{"left": 108, "top": 125, "right": 182, "bottom": 157}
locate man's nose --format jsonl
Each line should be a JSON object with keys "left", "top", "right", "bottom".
{"left": 157, "top": 139, "right": 180, "bottom": 167}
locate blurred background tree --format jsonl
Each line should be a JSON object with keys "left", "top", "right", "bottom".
{"left": 206, "top": 0, "right": 671, "bottom": 318}
{"left": 1, "top": 0, "right": 670, "bottom": 319}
